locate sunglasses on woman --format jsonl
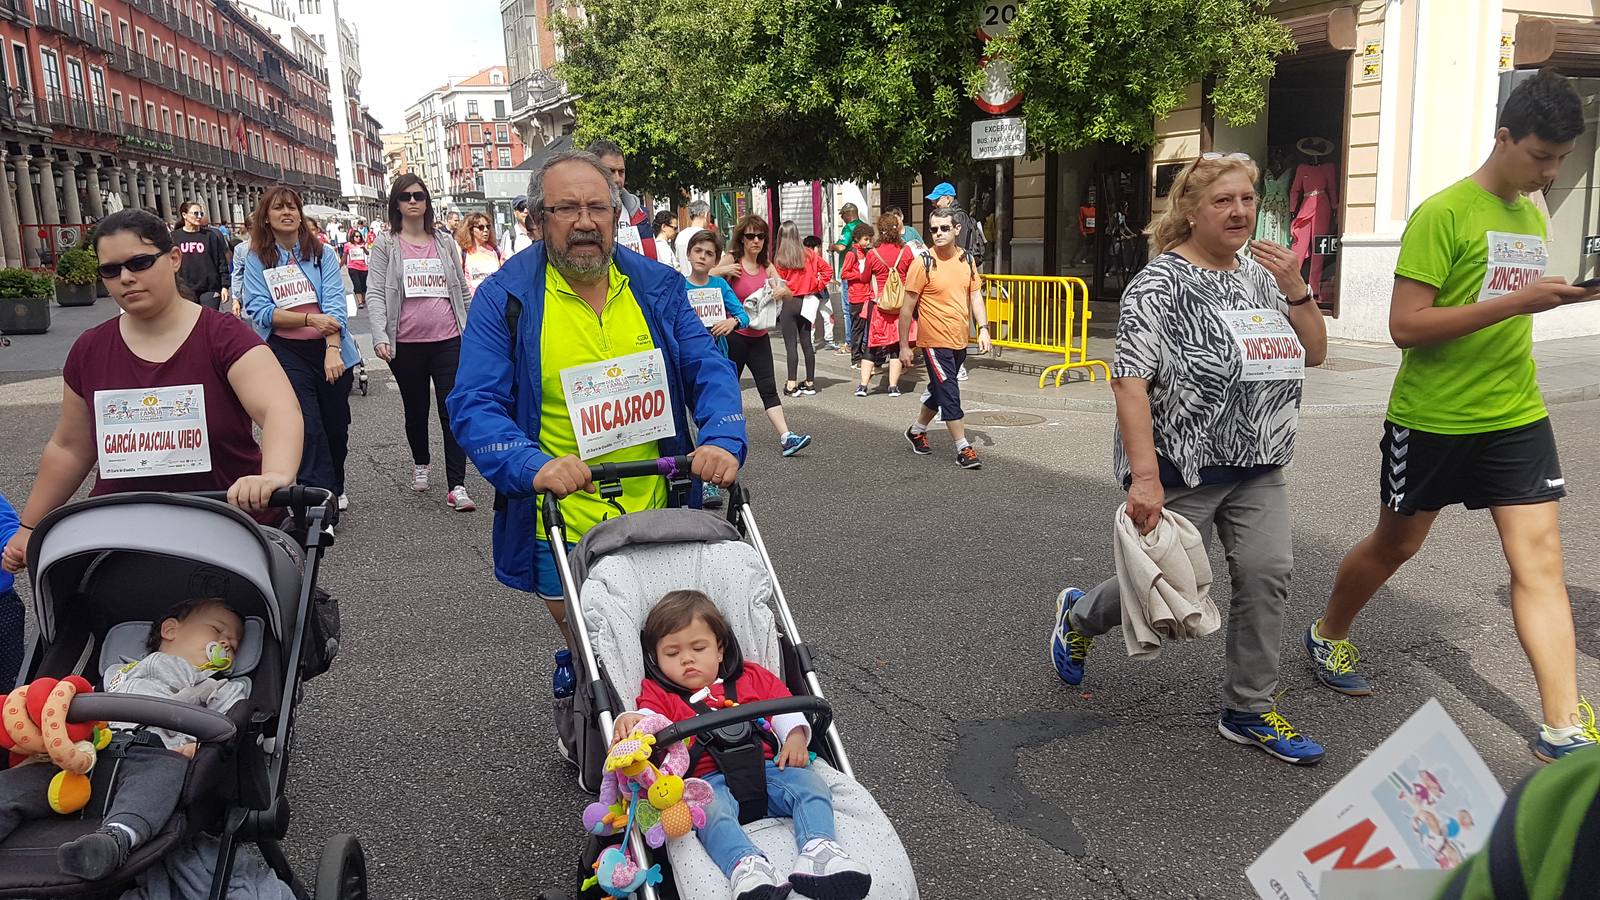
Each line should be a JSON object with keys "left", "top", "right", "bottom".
{"left": 97, "top": 253, "right": 162, "bottom": 280}
{"left": 396, "top": 191, "right": 429, "bottom": 203}
{"left": 741, "top": 233, "right": 766, "bottom": 241}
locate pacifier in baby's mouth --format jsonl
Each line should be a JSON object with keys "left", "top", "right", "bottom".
{"left": 201, "top": 642, "right": 234, "bottom": 672}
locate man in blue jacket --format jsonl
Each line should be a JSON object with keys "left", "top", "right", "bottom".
{"left": 447, "top": 150, "right": 747, "bottom": 646}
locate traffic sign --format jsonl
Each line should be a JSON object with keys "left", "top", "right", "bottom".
{"left": 975, "top": 56, "right": 1021, "bottom": 114}
{"left": 972, "top": 117, "right": 1026, "bottom": 160}
{"left": 978, "top": 2, "right": 1019, "bottom": 40}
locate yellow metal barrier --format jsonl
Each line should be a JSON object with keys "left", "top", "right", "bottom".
{"left": 979, "top": 274, "right": 1111, "bottom": 387}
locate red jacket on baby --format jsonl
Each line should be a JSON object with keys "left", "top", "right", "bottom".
{"left": 636, "top": 662, "right": 812, "bottom": 779}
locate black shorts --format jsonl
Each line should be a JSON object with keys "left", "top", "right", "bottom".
{"left": 349, "top": 269, "right": 368, "bottom": 294}
{"left": 1379, "top": 418, "right": 1565, "bottom": 514}
{"left": 922, "top": 347, "right": 967, "bottom": 422}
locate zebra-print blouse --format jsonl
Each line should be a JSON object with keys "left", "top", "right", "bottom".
{"left": 1112, "top": 251, "right": 1301, "bottom": 488}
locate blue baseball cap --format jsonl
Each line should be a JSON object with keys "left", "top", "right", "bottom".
{"left": 926, "top": 182, "right": 956, "bottom": 200}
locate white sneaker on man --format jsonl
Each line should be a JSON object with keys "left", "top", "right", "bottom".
{"left": 448, "top": 485, "right": 476, "bottom": 512}
{"left": 411, "top": 464, "right": 430, "bottom": 492}
{"left": 337, "top": 493, "right": 349, "bottom": 511}
{"left": 956, "top": 364, "right": 969, "bottom": 381}
{"left": 789, "top": 839, "right": 870, "bottom": 900}
{"left": 729, "top": 855, "right": 791, "bottom": 900}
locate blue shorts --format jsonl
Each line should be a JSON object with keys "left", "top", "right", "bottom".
{"left": 535, "top": 539, "right": 578, "bottom": 601}
{"left": 922, "top": 347, "right": 967, "bottom": 421}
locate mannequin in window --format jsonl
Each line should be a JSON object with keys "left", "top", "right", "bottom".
{"left": 1289, "top": 136, "right": 1338, "bottom": 296}
{"left": 1074, "top": 189, "right": 1097, "bottom": 266}
{"left": 1257, "top": 147, "right": 1294, "bottom": 247}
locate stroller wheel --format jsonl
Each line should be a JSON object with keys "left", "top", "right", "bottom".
{"left": 315, "top": 833, "right": 368, "bottom": 900}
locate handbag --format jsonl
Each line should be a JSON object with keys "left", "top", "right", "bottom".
{"left": 742, "top": 284, "right": 779, "bottom": 330}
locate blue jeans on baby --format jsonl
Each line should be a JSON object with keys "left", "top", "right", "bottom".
{"left": 699, "top": 761, "right": 837, "bottom": 877}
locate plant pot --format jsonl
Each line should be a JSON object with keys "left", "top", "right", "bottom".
{"left": 0, "top": 295, "right": 51, "bottom": 334}
{"left": 56, "top": 282, "right": 96, "bottom": 306}
{"left": 95, "top": 280, "right": 110, "bottom": 298}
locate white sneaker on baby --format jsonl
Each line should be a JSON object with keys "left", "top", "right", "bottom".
{"left": 730, "top": 855, "right": 791, "bottom": 900}
{"left": 790, "top": 839, "right": 871, "bottom": 900}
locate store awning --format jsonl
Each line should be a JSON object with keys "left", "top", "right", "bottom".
{"left": 1279, "top": 7, "right": 1357, "bottom": 61}
{"left": 1514, "top": 17, "right": 1600, "bottom": 75}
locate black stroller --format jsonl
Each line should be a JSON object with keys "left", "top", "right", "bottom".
{"left": 0, "top": 488, "right": 366, "bottom": 900}
{"left": 545, "top": 458, "right": 918, "bottom": 900}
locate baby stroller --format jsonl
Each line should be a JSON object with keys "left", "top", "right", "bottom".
{"left": 0, "top": 488, "right": 366, "bottom": 900}
{"left": 546, "top": 457, "right": 919, "bottom": 899}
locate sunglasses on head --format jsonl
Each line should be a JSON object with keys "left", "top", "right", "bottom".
{"left": 1200, "top": 151, "right": 1252, "bottom": 162}
{"left": 97, "top": 253, "right": 162, "bottom": 280}
{"left": 397, "top": 190, "right": 429, "bottom": 203}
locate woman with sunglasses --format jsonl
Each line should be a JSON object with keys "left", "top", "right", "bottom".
{"left": 712, "top": 214, "right": 813, "bottom": 457}
{"left": 365, "top": 174, "right": 476, "bottom": 510}
{"left": 240, "top": 185, "right": 360, "bottom": 523}
{"left": 170, "top": 199, "right": 230, "bottom": 311}
{"left": 456, "top": 211, "right": 503, "bottom": 302}
{"left": 1, "top": 209, "right": 303, "bottom": 572}
{"left": 344, "top": 227, "right": 370, "bottom": 309}
{"left": 1048, "top": 152, "right": 1330, "bottom": 766}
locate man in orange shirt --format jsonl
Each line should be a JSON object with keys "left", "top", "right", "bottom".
{"left": 898, "top": 208, "right": 990, "bottom": 470}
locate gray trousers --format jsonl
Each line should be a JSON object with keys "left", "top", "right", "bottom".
{"left": 1071, "top": 468, "right": 1293, "bottom": 714}
{"left": 0, "top": 743, "right": 188, "bottom": 843}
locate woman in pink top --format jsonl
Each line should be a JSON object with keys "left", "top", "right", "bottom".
{"left": 456, "top": 211, "right": 503, "bottom": 302}
{"left": 364, "top": 174, "right": 476, "bottom": 511}
{"left": 343, "top": 229, "right": 370, "bottom": 309}
{"left": 709, "top": 214, "right": 812, "bottom": 457}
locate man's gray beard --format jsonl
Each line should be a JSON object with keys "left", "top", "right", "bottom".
{"left": 549, "top": 233, "right": 611, "bottom": 283}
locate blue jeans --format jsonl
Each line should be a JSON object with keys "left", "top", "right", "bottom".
{"left": 699, "top": 761, "right": 836, "bottom": 877}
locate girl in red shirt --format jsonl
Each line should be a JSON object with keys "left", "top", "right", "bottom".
{"left": 773, "top": 219, "right": 820, "bottom": 396}
{"left": 2, "top": 210, "right": 303, "bottom": 573}
{"left": 840, "top": 223, "right": 877, "bottom": 367}
{"left": 856, "top": 214, "right": 913, "bottom": 398}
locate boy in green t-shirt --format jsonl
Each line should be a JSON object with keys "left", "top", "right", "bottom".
{"left": 1303, "top": 69, "right": 1600, "bottom": 761}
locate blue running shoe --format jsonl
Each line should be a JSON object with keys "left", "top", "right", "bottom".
{"left": 781, "top": 432, "right": 813, "bottom": 457}
{"left": 1219, "top": 708, "right": 1326, "bottom": 766}
{"left": 1305, "top": 620, "right": 1373, "bottom": 696}
{"left": 1051, "top": 588, "right": 1092, "bottom": 685}
{"left": 702, "top": 482, "right": 723, "bottom": 509}
{"left": 1533, "top": 697, "right": 1600, "bottom": 763}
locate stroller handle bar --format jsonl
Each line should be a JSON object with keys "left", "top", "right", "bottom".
{"left": 184, "top": 485, "right": 335, "bottom": 509}
{"left": 652, "top": 696, "right": 833, "bottom": 749}
{"left": 589, "top": 456, "right": 694, "bottom": 483}
{"left": 67, "top": 693, "right": 238, "bottom": 743}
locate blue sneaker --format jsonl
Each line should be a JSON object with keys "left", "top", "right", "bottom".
{"left": 1305, "top": 620, "right": 1373, "bottom": 696}
{"left": 780, "top": 432, "right": 813, "bottom": 457}
{"left": 1050, "top": 588, "right": 1092, "bottom": 685}
{"left": 1533, "top": 697, "right": 1600, "bottom": 763}
{"left": 702, "top": 482, "right": 723, "bottom": 509}
{"left": 1219, "top": 708, "right": 1326, "bottom": 766}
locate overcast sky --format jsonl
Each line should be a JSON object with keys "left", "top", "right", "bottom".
{"left": 346, "top": 0, "right": 507, "bottom": 132}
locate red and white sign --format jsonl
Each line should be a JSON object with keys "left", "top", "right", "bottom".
{"left": 1247, "top": 700, "right": 1504, "bottom": 899}
{"left": 402, "top": 257, "right": 450, "bottom": 299}
{"left": 94, "top": 385, "right": 212, "bottom": 479}
{"left": 975, "top": 56, "right": 1022, "bottom": 115}
{"left": 266, "top": 263, "right": 317, "bottom": 311}
{"left": 562, "top": 349, "right": 675, "bottom": 460}
{"left": 977, "top": 1, "right": 1019, "bottom": 40}
{"left": 1217, "top": 308, "right": 1305, "bottom": 381}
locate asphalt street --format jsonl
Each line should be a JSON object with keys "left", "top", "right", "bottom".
{"left": 2, "top": 326, "right": 1598, "bottom": 899}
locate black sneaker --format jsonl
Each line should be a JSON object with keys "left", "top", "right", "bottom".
{"left": 957, "top": 446, "right": 982, "bottom": 469}
{"left": 905, "top": 427, "right": 931, "bottom": 455}
{"left": 784, "top": 384, "right": 802, "bottom": 398}
{"left": 854, "top": 385, "right": 868, "bottom": 398}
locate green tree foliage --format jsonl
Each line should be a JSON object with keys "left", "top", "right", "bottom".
{"left": 987, "top": 0, "right": 1293, "bottom": 152}
{"left": 555, "top": 0, "right": 983, "bottom": 194}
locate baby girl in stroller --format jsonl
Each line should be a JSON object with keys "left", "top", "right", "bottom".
{"left": 612, "top": 590, "right": 871, "bottom": 900}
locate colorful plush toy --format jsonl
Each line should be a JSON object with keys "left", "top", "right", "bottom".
{"left": 580, "top": 713, "right": 716, "bottom": 896}
{"left": 0, "top": 676, "right": 113, "bottom": 814}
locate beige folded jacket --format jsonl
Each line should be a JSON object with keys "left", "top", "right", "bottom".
{"left": 1114, "top": 505, "right": 1219, "bottom": 659}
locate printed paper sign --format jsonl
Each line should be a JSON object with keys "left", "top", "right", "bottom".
{"left": 346, "top": 244, "right": 366, "bottom": 263}
{"left": 94, "top": 385, "right": 211, "bottom": 479}
{"left": 1217, "top": 308, "right": 1304, "bottom": 381}
{"left": 1479, "top": 231, "right": 1546, "bottom": 301}
{"left": 561, "top": 348, "right": 674, "bottom": 460}
{"left": 402, "top": 257, "right": 450, "bottom": 299}
{"left": 616, "top": 224, "right": 645, "bottom": 255}
{"left": 1247, "top": 699, "right": 1504, "bottom": 900}
{"left": 688, "top": 287, "right": 725, "bottom": 329}
{"left": 801, "top": 293, "right": 820, "bottom": 323}
{"left": 266, "top": 264, "right": 316, "bottom": 311}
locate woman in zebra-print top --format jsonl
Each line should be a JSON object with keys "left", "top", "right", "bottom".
{"left": 1051, "top": 153, "right": 1332, "bottom": 765}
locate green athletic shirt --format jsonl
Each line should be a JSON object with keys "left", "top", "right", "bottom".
{"left": 538, "top": 263, "right": 666, "bottom": 536}
{"left": 1387, "top": 178, "right": 1548, "bottom": 434}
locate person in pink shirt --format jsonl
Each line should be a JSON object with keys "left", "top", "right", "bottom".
{"left": 343, "top": 229, "right": 370, "bottom": 309}
{"left": 364, "top": 174, "right": 476, "bottom": 511}
{"left": 456, "top": 211, "right": 504, "bottom": 303}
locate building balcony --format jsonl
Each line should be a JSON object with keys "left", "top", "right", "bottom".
{"left": 224, "top": 34, "right": 259, "bottom": 71}
{"left": 0, "top": 88, "right": 47, "bottom": 133}
{"left": 263, "top": 66, "right": 291, "bottom": 95}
